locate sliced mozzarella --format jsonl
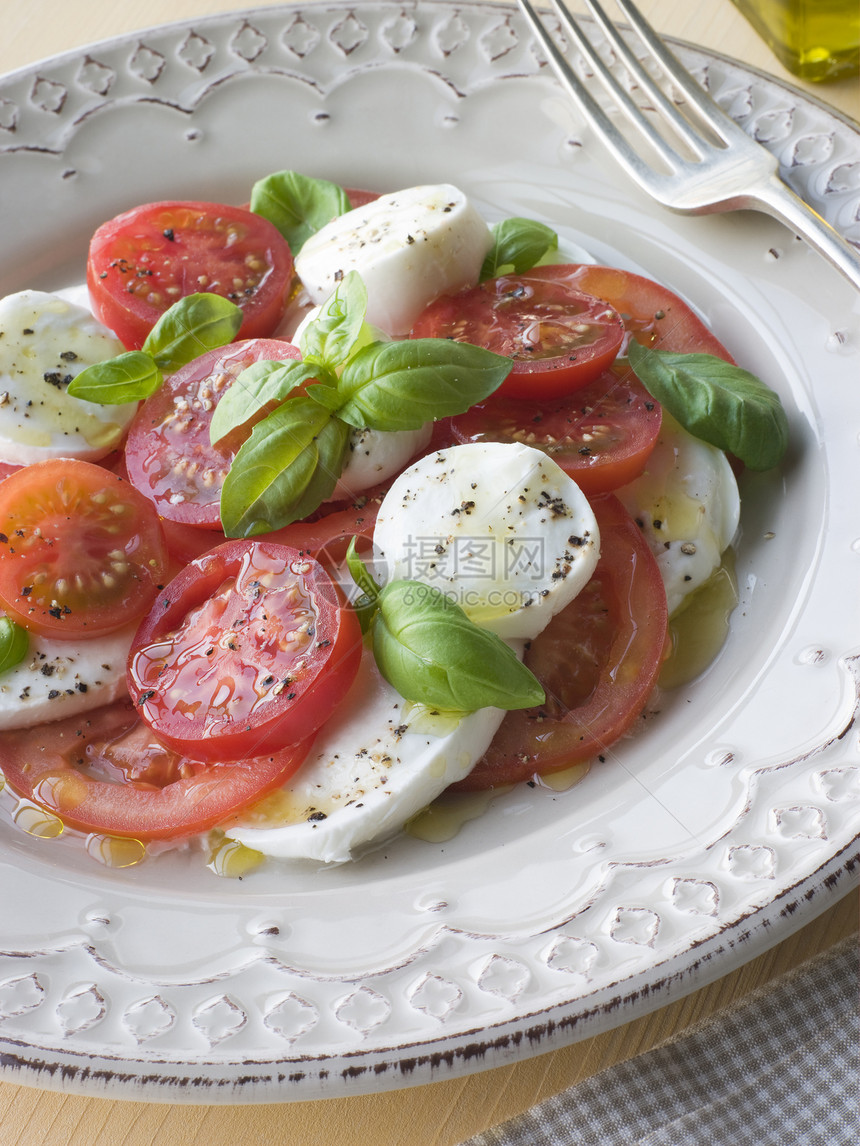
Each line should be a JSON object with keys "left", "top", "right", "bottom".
{"left": 328, "top": 423, "right": 433, "bottom": 502}
{"left": 227, "top": 646, "right": 506, "bottom": 864}
{"left": 294, "top": 184, "right": 494, "bottom": 335}
{"left": 373, "top": 442, "right": 600, "bottom": 639}
{"left": 0, "top": 290, "right": 138, "bottom": 465}
{"left": 0, "top": 621, "right": 134, "bottom": 730}
{"left": 616, "top": 413, "right": 740, "bottom": 616}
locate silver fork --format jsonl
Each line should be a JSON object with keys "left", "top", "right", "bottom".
{"left": 518, "top": 0, "right": 860, "bottom": 291}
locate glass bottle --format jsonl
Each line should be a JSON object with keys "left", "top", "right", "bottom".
{"left": 731, "top": 0, "right": 860, "bottom": 81}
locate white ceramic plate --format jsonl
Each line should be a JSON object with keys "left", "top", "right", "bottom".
{"left": 0, "top": 1, "right": 858, "bottom": 1103}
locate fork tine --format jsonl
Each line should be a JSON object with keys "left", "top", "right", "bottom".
{"left": 518, "top": 0, "right": 679, "bottom": 177}
{"left": 517, "top": 0, "right": 647, "bottom": 171}
{"left": 611, "top": 0, "right": 748, "bottom": 145}
{"left": 545, "top": 0, "right": 683, "bottom": 163}
{"left": 579, "top": 0, "right": 711, "bottom": 156}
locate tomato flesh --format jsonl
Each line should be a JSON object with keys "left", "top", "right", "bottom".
{"left": 87, "top": 200, "right": 294, "bottom": 349}
{"left": 410, "top": 267, "right": 625, "bottom": 399}
{"left": 124, "top": 337, "right": 301, "bottom": 530}
{"left": 455, "top": 495, "right": 668, "bottom": 789}
{"left": 127, "top": 539, "right": 362, "bottom": 762}
{"left": 0, "top": 699, "right": 312, "bottom": 840}
{"left": 267, "top": 497, "right": 381, "bottom": 571}
{"left": 450, "top": 369, "right": 662, "bottom": 495}
{"left": 0, "top": 458, "right": 169, "bottom": 639}
{"left": 551, "top": 264, "right": 736, "bottom": 360}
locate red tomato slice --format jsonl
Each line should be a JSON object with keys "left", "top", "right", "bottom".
{"left": 0, "top": 699, "right": 312, "bottom": 840}
{"left": 449, "top": 369, "right": 662, "bottom": 495}
{"left": 127, "top": 539, "right": 362, "bottom": 762}
{"left": 554, "top": 264, "right": 735, "bottom": 360}
{"left": 0, "top": 459, "right": 169, "bottom": 639}
{"left": 87, "top": 200, "right": 294, "bottom": 349}
{"left": 267, "top": 490, "right": 382, "bottom": 569}
{"left": 124, "top": 337, "right": 301, "bottom": 531}
{"left": 345, "top": 188, "right": 381, "bottom": 209}
{"left": 409, "top": 267, "right": 625, "bottom": 399}
{"left": 446, "top": 263, "right": 737, "bottom": 494}
{"left": 455, "top": 494, "right": 668, "bottom": 789}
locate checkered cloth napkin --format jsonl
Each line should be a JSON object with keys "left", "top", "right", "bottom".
{"left": 461, "top": 933, "right": 858, "bottom": 1146}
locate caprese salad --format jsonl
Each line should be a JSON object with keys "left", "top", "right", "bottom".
{"left": 0, "top": 173, "right": 788, "bottom": 872}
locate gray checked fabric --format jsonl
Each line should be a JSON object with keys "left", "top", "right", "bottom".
{"left": 461, "top": 932, "right": 858, "bottom": 1146}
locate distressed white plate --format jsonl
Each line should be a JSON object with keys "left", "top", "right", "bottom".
{"left": 0, "top": 1, "right": 858, "bottom": 1103}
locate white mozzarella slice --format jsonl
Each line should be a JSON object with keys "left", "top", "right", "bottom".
{"left": 616, "top": 413, "right": 740, "bottom": 616}
{"left": 0, "top": 622, "right": 134, "bottom": 730}
{"left": 227, "top": 646, "right": 506, "bottom": 864}
{"left": 294, "top": 184, "right": 494, "bottom": 335}
{"left": 327, "top": 423, "right": 433, "bottom": 502}
{"left": 373, "top": 442, "right": 600, "bottom": 639}
{"left": 0, "top": 290, "right": 138, "bottom": 465}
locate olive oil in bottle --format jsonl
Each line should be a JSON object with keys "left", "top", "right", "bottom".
{"left": 731, "top": 0, "right": 859, "bottom": 81}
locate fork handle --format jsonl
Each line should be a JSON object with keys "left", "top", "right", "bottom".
{"left": 746, "top": 174, "right": 860, "bottom": 292}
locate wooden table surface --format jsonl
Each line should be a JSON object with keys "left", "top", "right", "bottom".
{"left": 1, "top": 2, "right": 858, "bottom": 1143}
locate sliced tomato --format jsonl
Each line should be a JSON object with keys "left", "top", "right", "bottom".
{"left": 0, "top": 699, "right": 312, "bottom": 840}
{"left": 127, "top": 539, "right": 362, "bottom": 762}
{"left": 455, "top": 495, "right": 668, "bottom": 790}
{"left": 124, "top": 337, "right": 301, "bottom": 531}
{"left": 552, "top": 264, "right": 735, "bottom": 360}
{"left": 267, "top": 489, "right": 383, "bottom": 569}
{"left": 345, "top": 188, "right": 381, "bottom": 209}
{"left": 409, "top": 266, "right": 625, "bottom": 399}
{"left": 0, "top": 459, "right": 169, "bottom": 639}
{"left": 158, "top": 517, "right": 225, "bottom": 564}
{"left": 444, "top": 264, "right": 736, "bottom": 495}
{"left": 87, "top": 200, "right": 294, "bottom": 349}
{"left": 449, "top": 369, "right": 662, "bottom": 495}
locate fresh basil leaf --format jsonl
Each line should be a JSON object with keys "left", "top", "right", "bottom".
{"left": 627, "top": 340, "right": 788, "bottom": 471}
{"left": 480, "top": 217, "right": 559, "bottom": 280}
{"left": 143, "top": 292, "right": 243, "bottom": 373}
{"left": 67, "top": 351, "right": 162, "bottom": 404}
{"left": 345, "top": 537, "right": 381, "bottom": 634}
{"left": 372, "top": 580, "right": 545, "bottom": 712}
{"left": 336, "top": 339, "right": 513, "bottom": 431}
{"left": 0, "top": 616, "right": 29, "bottom": 676}
{"left": 345, "top": 536, "right": 380, "bottom": 602}
{"left": 250, "top": 170, "right": 351, "bottom": 254}
{"left": 219, "top": 397, "right": 349, "bottom": 537}
{"left": 300, "top": 271, "right": 368, "bottom": 369}
{"left": 209, "top": 359, "right": 322, "bottom": 445}
{"left": 305, "top": 382, "right": 343, "bottom": 412}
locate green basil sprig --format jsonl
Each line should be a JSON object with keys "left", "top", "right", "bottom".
{"left": 335, "top": 339, "right": 512, "bottom": 432}
{"left": 480, "top": 217, "right": 559, "bottom": 281}
{"left": 66, "top": 350, "right": 162, "bottom": 404}
{"left": 220, "top": 398, "right": 350, "bottom": 538}
{"left": 216, "top": 271, "right": 512, "bottom": 537}
{"left": 142, "top": 292, "right": 243, "bottom": 372}
{"left": 208, "top": 359, "right": 320, "bottom": 446}
{"left": 250, "top": 170, "right": 352, "bottom": 255}
{"left": 0, "top": 616, "right": 29, "bottom": 676}
{"left": 345, "top": 540, "right": 544, "bottom": 713}
{"left": 627, "top": 340, "right": 789, "bottom": 471}
{"left": 300, "top": 271, "right": 369, "bottom": 369}
{"left": 68, "top": 292, "right": 242, "bottom": 405}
